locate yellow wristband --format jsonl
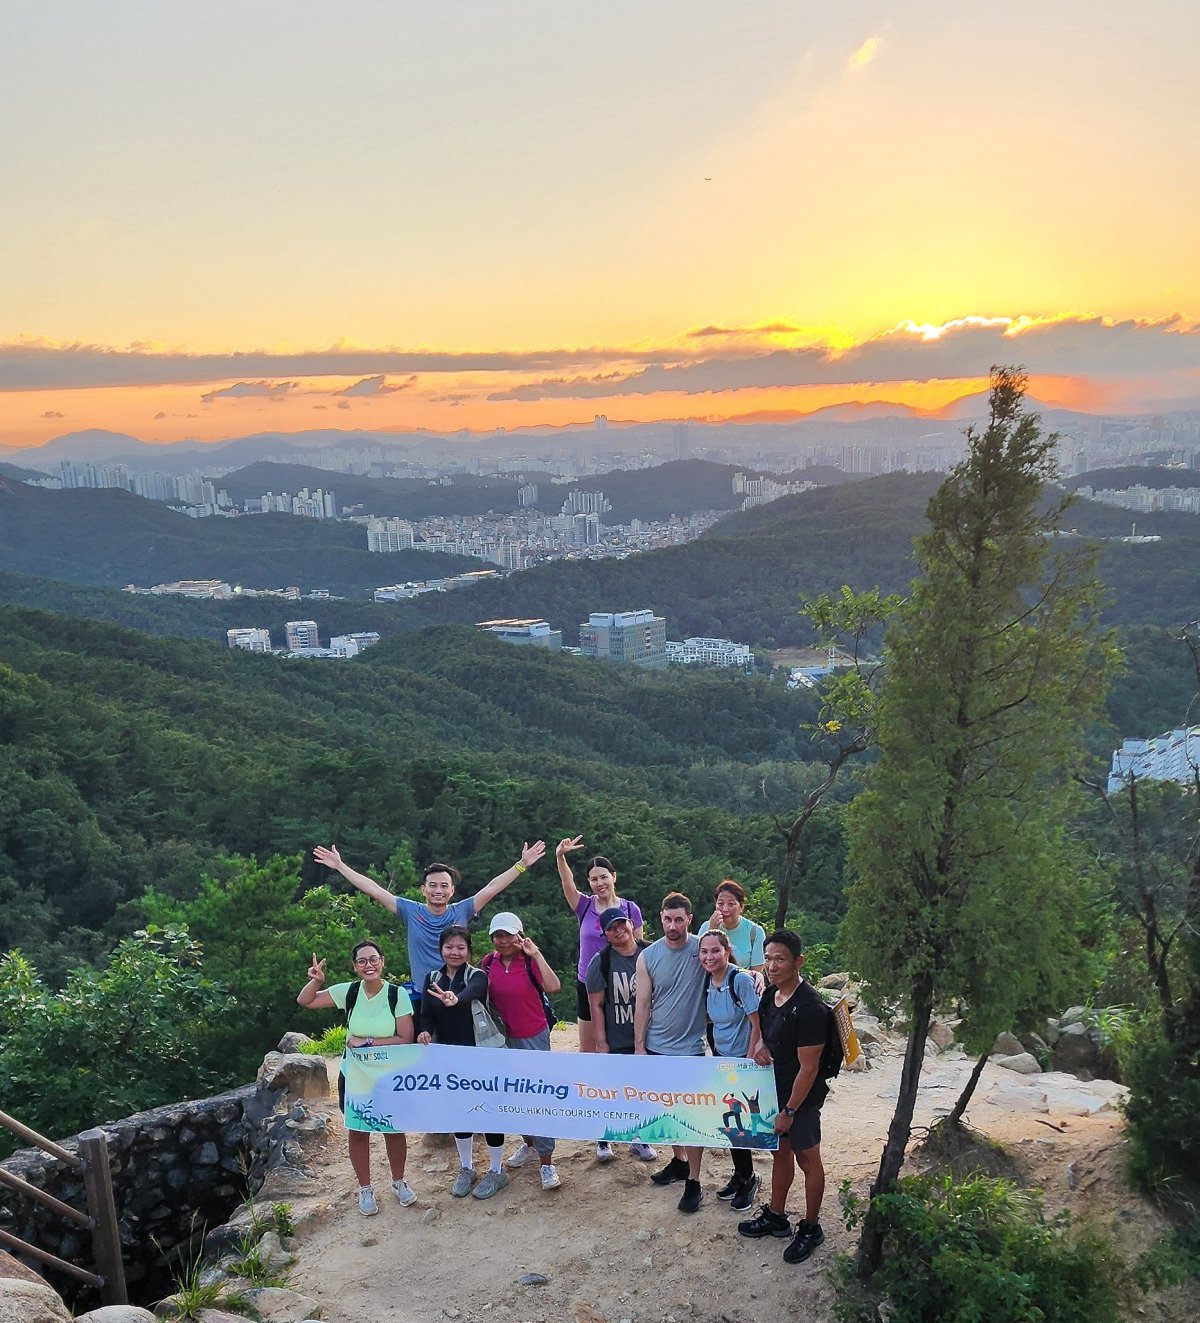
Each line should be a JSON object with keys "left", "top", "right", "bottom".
{"left": 514, "top": 862, "right": 527, "bottom": 874}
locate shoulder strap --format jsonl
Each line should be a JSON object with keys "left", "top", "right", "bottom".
{"left": 344, "top": 980, "right": 361, "bottom": 1018}
{"left": 482, "top": 952, "right": 494, "bottom": 972}
{"left": 702, "top": 968, "right": 712, "bottom": 998}
{"left": 523, "top": 953, "right": 540, "bottom": 988}
{"left": 387, "top": 982, "right": 400, "bottom": 1015}
{"left": 599, "top": 943, "right": 613, "bottom": 982}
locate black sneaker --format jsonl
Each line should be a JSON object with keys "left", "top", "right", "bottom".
{"left": 730, "top": 1173, "right": 761, "bottom": 1212}
{"left": 738, "top": 1204, "right": 791, "bottom": 1239}
{"left": 716, "top": 1175, "right": 741, "bottom": 1200}
{"left": 677, "top": 1178, "right": 703, "bottom": 1214}
{"left": 650, "top": 1157, "right": 690, "bottom": 1186}
{"left": 783, "top": 1220, "right": 825, "bottom": 1263}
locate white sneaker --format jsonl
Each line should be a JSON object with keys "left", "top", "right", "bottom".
{"left": 506, "top": 1143, "right": 537, "bottom": 1169}
{"left": 391, "top": 1178, "right": 416, "bottom": 1207}
{"left": 596, "top": 1141, "right": 615, "bottom": 1162}
{"left": 357, "top": 1186, "right": 378, "bottom": 1216}
{"left": 629, "top": 1142, "right": 657, "bottom": 1162}
{"left": 539, "top": 1163, "right": 562, "bottom": 1190}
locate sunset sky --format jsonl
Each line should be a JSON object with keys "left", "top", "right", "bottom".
{"left": 2, "top": 1, "right": 1198, "bottom": 449}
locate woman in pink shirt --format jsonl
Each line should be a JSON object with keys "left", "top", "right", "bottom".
{"left": 482, "top": 911, "right": 564, "bottom": 1191}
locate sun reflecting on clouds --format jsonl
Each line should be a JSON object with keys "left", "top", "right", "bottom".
{"left": 847, "top": 35, "right": 882, "bottom": 73}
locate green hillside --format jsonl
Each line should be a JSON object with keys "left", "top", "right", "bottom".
{"left": 0, "top": 475, "right": 479, "bottom": 592}
{"left": 0, "top": 606, "right": 848, "bottom": 980}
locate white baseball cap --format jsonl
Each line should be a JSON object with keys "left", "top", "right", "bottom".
{"left": 488, "top": 911, "right": 523, "bottom": 935}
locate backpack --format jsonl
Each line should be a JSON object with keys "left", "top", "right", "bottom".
{"left": 702, "top": 965, "right": 746, "bottom": 1010}
{"left": 344, "top": 979, "right": 402, "bottom": 1021}
{"left": 819, "top": 1000, "right": 844, "bottom": 1080}
{"left": 482, "top": 951, "right": 558, "bottom": 1030}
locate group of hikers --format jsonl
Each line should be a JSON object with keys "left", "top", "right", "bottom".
{"left": 296, "top": 837, "right": 834, "bottom": 1266}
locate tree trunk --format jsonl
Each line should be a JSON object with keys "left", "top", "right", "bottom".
{"left": 856, "top": 974, "right": 934, "bottom": 1279}
{"left": 775, "top": 839, "right": 800, "bottom": 930}
{"left": 944, "top": 1049, "right": 990, "bottom": 1128}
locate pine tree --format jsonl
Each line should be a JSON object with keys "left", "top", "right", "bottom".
{"left": 842, "top": 367, "right": 1115, "bottom": 1276}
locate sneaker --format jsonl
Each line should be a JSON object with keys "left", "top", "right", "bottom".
{"left": 650, "top": 1156, "right": 690, "bottom": 1186}
{"left": 539, "top": 1164, "right": 562, "bottom": 1191}
{"left": 451, "top": 1167, "right": 477, "bottom": 1198}
{"left": 595, "top": 1142, "right": 615, "bottom": 1163}
{"left": 677, "top": 1178, "right": 703, "bottom": 1214}
{"left": 716, "top": 1174, "right": 742, "bottom": 1201}
{"left": 783, "top": 1220, "right": 826, "bottom": 1264}
{"left": 629, "top": 1142, "right": 657, "bottom": 1162}
{"left": 506, "top": 1143, "right": 537, "bottom": 1169}
{"left": 357, "top": 1186, "right": 378, "bottom": 1217}
{"left": 472, "top": 1169, "right": 509, "bottom": 1200}
{"left": 391, "top": 1179, "right": 416, "bottom": 1207}
{"left": 738, "top": 1204, "right": 791, "bottom": 1239}
{"left": 731, "top": 1174, "right": 761, "bottom": 1212}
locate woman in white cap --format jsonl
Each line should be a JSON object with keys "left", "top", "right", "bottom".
{"left": 481, "top": 911, "right": 564, "bottom": 1190}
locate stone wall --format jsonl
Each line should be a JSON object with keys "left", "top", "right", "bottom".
{"left": 0, "top": 1053, "right": 327, "bottom": 1308}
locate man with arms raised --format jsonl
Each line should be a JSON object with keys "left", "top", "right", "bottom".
{"left": 634, "top": 891, "right": 707, "bottom": 1213}
{"left": 738, "top": 929, "right": 831, "bottom": 1264}
{"left": 313, "top": 842, "right": 546, "bottom": 1021}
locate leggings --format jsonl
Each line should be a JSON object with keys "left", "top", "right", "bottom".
{"left": 454, "top": 1131, "right": 504, "bottom": 1146}
{"left": 731, "top": 1147, "right": 754, "bottom": 1179}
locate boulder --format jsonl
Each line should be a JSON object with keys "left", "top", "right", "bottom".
{"left": 927, "top": 1021, "right": 956, "bottom": 1052}
{"left": 992, "top": 1031, "right": 1024, "bottom": 1057}
{"left": 0, "top": 1280, "right": 72, "bottom": 1323}
{"left": 244, "top": 1288, "right": 321, "bottom": 1323}
{"left": 257, "top": 1053, "right": 329, "bottom": 1100}
{"left": 76, "top": 1309, "right": 158, "bottom": 1323}
{"left": 276, "top": 1032, "right": 313, "bottom": 1054}
{"left": 994, "top": 1052, "right": 1042, "bottom": 1075}
{"left": 1058, "top": 1006, "right": 1087, "bottom": 1029}
{"left": 818, "top": 973, "right": 849, "bottom": 991}
{"left": 851, "top": 1014, "right": 882, "bottom": 1045}
{"left": 256, "top": 1167, "right": 320, "bottom": 1200}
{"left": 1020, "top": 1032, "right": 1050, "bottom": 1060}
{"left": 0, "top": 1255, "right": 45, "bottom": 1287}
{"left": 254, "top": 1232, "right": 295, "bottom": 1271}
{"left": 1051, "top": 1023, "right": 1098, "bottom": 1076}
{"left": 1042, "top": 1019, "right": 1061, "bottom": 1047}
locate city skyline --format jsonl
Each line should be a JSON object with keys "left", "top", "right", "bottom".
{"left": 2, "top": 2, "right": 1198, "bottom": 449}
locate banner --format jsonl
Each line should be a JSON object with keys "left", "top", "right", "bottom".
{"left": 342, "top": 1044, "right": 779, "bottom": 1149}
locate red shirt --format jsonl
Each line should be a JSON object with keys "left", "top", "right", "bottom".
{"left": 485, "top": 953, "right": 548, "bottom": 1040}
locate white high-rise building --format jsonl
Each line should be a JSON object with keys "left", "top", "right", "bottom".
{"left": 1109, "top": 726, "right": 1200, "bottom": 793}
{"left": 367, "top": 517, "right": 416, "bottom": 552}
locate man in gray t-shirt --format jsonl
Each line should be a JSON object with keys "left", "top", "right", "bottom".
{"left": 635, "top": 892, "right": 708, "bottom": 1213}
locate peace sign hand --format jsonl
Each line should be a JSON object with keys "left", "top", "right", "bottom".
{"left": 556, "top": 835, "right": 584, "bottom": 858}
{"left": 427, "top": 983, "right": 459, "bottom": 1008}
{"left": 308, "top": 953, "right": 327, "bottom": 983}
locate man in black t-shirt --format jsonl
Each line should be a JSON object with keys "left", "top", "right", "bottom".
{"left": 738, "top": 929, "right": 832, "bottom": 1265}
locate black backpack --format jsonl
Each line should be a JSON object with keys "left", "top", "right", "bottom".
{"left": 344, "top": 979, "right": 402, "bottom": 1020}
{"left": 702, "top": 965, "right": 746, "bottom": 1010}
{"left": 819, "top": 999, "right": 844, "bottom": 1081}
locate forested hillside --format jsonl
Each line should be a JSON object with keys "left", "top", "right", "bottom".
{"left": 0, "top": 608, "right": 853, "bottom": 980}
{"left": 0, "top": 476, "right": 478, "bottom": 592}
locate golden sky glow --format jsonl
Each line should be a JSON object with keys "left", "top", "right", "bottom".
{"left": 1, "top": 3, "right": 1197, "bottom": 448}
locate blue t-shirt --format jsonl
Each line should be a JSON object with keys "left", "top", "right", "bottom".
{"left": 706, "top": 969, "right": 761, "bottom": 1057}
{"left": 394, "top": 895, "right": 475, "bottom": 994}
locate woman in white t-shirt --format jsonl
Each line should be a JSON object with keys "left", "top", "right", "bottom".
{"left": 296, "top": 939, "right": 415, "bottom": 1217}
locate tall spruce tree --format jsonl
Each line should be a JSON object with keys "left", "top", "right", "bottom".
{"left": 841, "top": 367, "right": 1115, "bottom": 1275}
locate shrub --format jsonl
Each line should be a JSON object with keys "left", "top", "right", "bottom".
{"left": 1123, "top": 1018, "right": 1200, "bottom": 1211}
{"left": 299, "top": 1024, "right": 346, "bottom": 1055}
{"left": 835, "top": 1173, "right": 1129, "bottom": 1323}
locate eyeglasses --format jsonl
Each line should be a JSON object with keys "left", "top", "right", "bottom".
{"left": 354, "top": 955, "right": 382, "bottom": 966}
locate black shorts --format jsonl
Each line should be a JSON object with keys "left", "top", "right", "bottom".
{"left": 784, "top": 1104, "right": 823, "bottom": 1153}
{"left": 576, "top": 978, "right": 592, "bottom": 1021}
{"left": 337, "top": 1070, "right": 346, "bottom": 1114}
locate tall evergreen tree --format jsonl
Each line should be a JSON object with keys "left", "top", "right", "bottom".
{"left": 841, "top": 367, "right": 1115, "bottom": 1275}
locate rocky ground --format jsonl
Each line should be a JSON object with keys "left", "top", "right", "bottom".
{"left": 269, "top": 1024, "right": 1198, "bottom": 1323}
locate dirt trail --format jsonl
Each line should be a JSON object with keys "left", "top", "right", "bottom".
{"left": 280, "top": 1026, "right": 1195, "bottom": 1323}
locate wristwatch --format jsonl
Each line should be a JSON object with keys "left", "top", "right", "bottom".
{"left": 782, "top": 1106, "right": 796, "bottom": 1117}
{"left": 362, "top": 1038, "right": 375, "bottom": 1047}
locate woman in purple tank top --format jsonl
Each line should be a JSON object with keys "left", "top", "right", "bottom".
{"left": 555, "top": 837, "right": 645, "bottom": 1054}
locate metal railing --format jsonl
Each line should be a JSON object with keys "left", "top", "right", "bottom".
{"left": 0, "top": 1109, "right": 127, "bottom": 1305}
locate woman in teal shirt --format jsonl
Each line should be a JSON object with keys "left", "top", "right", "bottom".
{"left": 297, "top": 939, "right": 415, "bottom": 1216}
{"left": 702, "top": 880, "right": 766, "bottom": 971}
